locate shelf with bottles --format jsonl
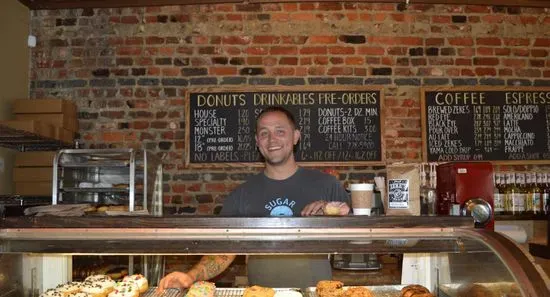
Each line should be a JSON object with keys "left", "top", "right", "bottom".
{"left": 493, "top": 171, "right": 550, "bottom": 219}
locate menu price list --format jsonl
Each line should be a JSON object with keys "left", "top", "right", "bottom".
{"left": 424, "top": 90, "right": 550, "bottom": 162}
{"left": 188, "top": 90, "right": 383, "bottom": 164}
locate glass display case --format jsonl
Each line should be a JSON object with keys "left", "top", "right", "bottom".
{"left": 51, "top": 149, "right": 163, "bottom": 215}
{"left": 0, "top": 216, "right": 548, "bottom": 297}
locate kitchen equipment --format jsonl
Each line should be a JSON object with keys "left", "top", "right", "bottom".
{"left": 52, "top": 149, "right": 163, "bottom": 215}
{"left": 461, "top": 198, "right": 493, "bottom": 227}
{"left": 436, "top": 162, "right": 495, "bottom": 230}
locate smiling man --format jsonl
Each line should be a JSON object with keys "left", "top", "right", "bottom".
{"left": 158, "top": 106, "right": 350, "bottom": 291}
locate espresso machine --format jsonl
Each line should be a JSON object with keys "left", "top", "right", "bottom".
{"left": 436, "top": 162, "right": 495, "bottom": 230}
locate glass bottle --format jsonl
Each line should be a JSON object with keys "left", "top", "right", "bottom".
{"left": 505, "top": 173, "right": 523, "bottom": 215}
{"left": 503, "top": 173, "right": 512, "bottom": 215}
{"left": 531, "top": 173, "right": 543, "bottom": 215}
{"left": 493, "top": 172, "right": 504, "bottom": 215}
{"left": 515, "top": 172, "right": 527, "bottom": 214}
{"left": 525, "top": 172, "right": 534, "bottom": 214}
{"left": 544, "top": 173, "right": 550, "bottom": 215}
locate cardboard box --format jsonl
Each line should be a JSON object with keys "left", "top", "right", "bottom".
{"left": 14, "top": 182, "right": 52, "bottom": 196}
{"left": 13, "top": 167, "right": 53, "bottom": 182}
{"left": 0, "top": 120, "right": 55, "bottom": 139}
{"left": 54, "top": 127, "right": 75, "bottom": 144}
{"left": 13, "top": 99, "right": 76, "bottom": 115}
{"left": 15, "top": 113, "right": 78, "bottom": 132}
{"left": 15, "top": 151, "right": 57, "bottom": 167}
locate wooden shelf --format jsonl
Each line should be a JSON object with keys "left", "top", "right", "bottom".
{"left": 0, "top": 123, "right": 72, "bottom": 151}
{"left": 495, "top": 214, "right": 550, "bottom": 221}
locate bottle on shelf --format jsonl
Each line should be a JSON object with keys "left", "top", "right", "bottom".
{"left": 526, "top": 172, "right": 542, "bottom": 215}
{"left": 493, "top": 172, "right": 504, "bottom": 215}
{"left": 544, "top": 173, "right": 550, "bottom": 215}
{"left": 505, "top": 172, "right": 524, "bottom": 215}
{"left": 420, "top": 164, "right": 429, "bottom": 215}
{"left": 503, "top": 172, "right": 512, "bottom": 215}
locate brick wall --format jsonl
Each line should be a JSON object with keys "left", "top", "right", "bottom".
{"left": 28, "top": 3, "right": 550, "bottom": 214}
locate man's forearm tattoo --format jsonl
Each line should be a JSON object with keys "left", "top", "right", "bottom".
{"left": 195, "top": 255, "right": 233, "bottom": 280}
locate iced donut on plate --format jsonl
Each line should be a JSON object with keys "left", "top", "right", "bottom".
{"left": 40, "top": 289, "right": 64, "bottom": 297}
{"left": 108, "top": 281, "right": 139, "bottom": 297}
{"left": 81, "top": 278, "right": 116, "bottom": 297}
{"left": 67, "top": 293, "right": 93, "bottom": 297}
{"left": 185, "top": 281, "right": 216, "bottom": 297}
{"left": 85, "top": 275, "right": 113, "bottom": 283}
{"left": 274, "top": 291, "right": 303, "bottom": 297}
{"left": 122, "top": 274, "right": 148, "bottom": 293}
{"left": 56, "top": 281, "right": 83, "bottom": 295}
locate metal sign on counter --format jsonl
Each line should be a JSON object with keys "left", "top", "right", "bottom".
{"left": 421, "top": 87, "right": 550, "bottom": 164}
{"left": 185, "top": 87, "right": 384, "bottom": 167}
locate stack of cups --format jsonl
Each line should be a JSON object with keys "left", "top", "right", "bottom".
{"left": 350, "top": 183, "right": 374, "bottom": 216}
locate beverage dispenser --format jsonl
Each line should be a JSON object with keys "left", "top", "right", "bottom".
{"left": 436, "top": 162, "right": 495, "bottom": 230}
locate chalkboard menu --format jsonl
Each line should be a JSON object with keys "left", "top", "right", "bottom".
{"left": 421, "top": 87, "right": 550, "bottom": 163}
{"left": 185, "top": 87, "right": 384, "bottom": 167}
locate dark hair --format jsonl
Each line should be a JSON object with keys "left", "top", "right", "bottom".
{"left": 255, "top": 106, "right": 297, "bottom": 131}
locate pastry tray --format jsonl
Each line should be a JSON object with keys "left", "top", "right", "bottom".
{"left": 142, "top": 288, "right": 183, "bottom": 297}
{"left": 438, "top": 282, "right": 518, "bottom": 297}
{"left": 305, "top": 286, "right": 406, "bottom": 297}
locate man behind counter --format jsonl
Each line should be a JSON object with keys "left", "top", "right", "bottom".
{"left": 158, "top": 106, "right": 350, "bottom": 291}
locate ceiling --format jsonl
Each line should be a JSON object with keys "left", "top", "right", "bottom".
{"left": 16, "top": 0, "right": 550, "bottom": 9}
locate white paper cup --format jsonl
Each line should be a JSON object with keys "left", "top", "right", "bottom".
{"left": 350, "top": 183, "right": 374, "bottom": 216}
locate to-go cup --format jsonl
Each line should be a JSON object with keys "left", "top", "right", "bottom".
{"left": 350, "top": 183, "right": 374, "bottom": 216}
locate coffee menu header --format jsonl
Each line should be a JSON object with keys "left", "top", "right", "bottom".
{"left": 422, "top": 87, "right": 550, "bottom": 163}
{"left": 186, "top": 87, "right": 384, "bottom": 167}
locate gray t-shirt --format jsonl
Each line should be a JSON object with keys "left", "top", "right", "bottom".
{"left": 220, "top": 167, "right": 350, "bottom": 288}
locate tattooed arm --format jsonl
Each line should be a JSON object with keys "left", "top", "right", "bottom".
{"left": 188, "top": 255, "right": 237, "bottom": 282}
{"left": 157, "top": 255, "right": 236, "bottom": 292}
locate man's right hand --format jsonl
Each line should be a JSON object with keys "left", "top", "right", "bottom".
{"left": 156, "top": 271, "right": 195, "bottom": 292}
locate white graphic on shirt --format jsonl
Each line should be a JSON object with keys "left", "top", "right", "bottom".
{"left": 265, "top": 197, "right": 296, "bottom": 216}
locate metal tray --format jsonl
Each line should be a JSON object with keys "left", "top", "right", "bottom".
{"left": 304, "top": 286, "right": 406, "bottom": 297}
{"left": 216, "top": 288, "right": 302, "bottom": 297}
{"left": 439, "top": 282, "right": 518, "bottom": 297}
{"left": 142, "top": 288, "right": 183, "bottom": 297}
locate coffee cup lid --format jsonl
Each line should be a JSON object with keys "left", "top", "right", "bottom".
{"left": 350, "top": 183, "right": 374, "bottom": 191}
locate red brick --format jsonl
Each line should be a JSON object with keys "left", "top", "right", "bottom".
{"left": 466, "top": 5, "right": 490, "bottom": 13}
{"left": 186, "top": 183, "right": 202, "bottom": 192}
{"left": 357, "top": 46, "right": 384, "bottom": 55}
{"left": 246, "top": 47, "right": 268, "bottom": 55}
{"left": 125, "top": 37, "right": 144, "bottom": 45}
{"left": 446, "top": 68, "right": 460, "bottom": 76}
{"left": 272, "top": 13, "right": 290, "bottom": 22}
{"left": 146, "top": 36, "right": 164, "bottom": 45}
{"left": 534, "top": 38, "right": 550, "bottom": 47}
{"left": 432, "top": 16, "right": 451, "bottom": 23}
{"left": 283, "top": 3, "right": 298, "bottom": 11}
{"left": 425, "top": 38, "right": 444, "bottom": 46}
{"left": 210, "top": 67, "right": 237, "bottom": 75}
{"left": 177, "top": 47, "right": 193, "bottom": 55}
{"left": 295, "top": 67, "right": 307, "bottom": 76}
{"left": 504, "top": 38, "right": 530, "bottom": 46}
{"left": 270, "top": 46, "right": 297, "bottom": 55}
{"left": 194, "top": 36, "right": 209, "bottom": 44}
{"left": 300, "top": 57, "right": 312, "bottom": 65}
{"left": 456, "top": 58, "right": 472, "bottom": 66}
{"left": 387, "top": 47, "right": 407, "bottom": 55}
{"left": 475, "top": 67, "right": 497, "bottom": 76}
{"left": 499, "top": 69, "right": 513, "bottom": 76}
{"left": 162, "top": 68, "right": 180, "bottom": 76}
{"left": 476, "top": 37, "right": 501, "bottom": 46}
{"left": 381, "top": 57, "right": 394, "bottom": 65}
{"left": 214, "top": 4, "right": 234, "bottom": 12}
{"left": 137, "top": 57, "right": 153, "bottom": 66}
{"left": 461, "top": 69, "right": 475, "bottom": 76}
{"left": 290, "top": 13, "right": 316, "bottom": 21}
{"left": 145, "top": 48, "right": 159, "bottom": 55}
{"left": 520, "top": 16, "right": 538, "bottom": 24}
{"left": 247, "top": 57, "right": 263, "bottom": 65}
{"left": 222, "top": 36, "right": 250, "bottom": 45}
{"left": 314, "top": 56, "right": 329, "bottom": 65}
{"left": 345, "top": 57, "right": 365, "bottom": 65}
{"left": 264, "top": 57, "right": 277, "bottom": 66}
{"left": 329, "top": 46, "right": 355, "bottom": 55}
{"left": 516, "top": 68, "right": 541, "bottom": 77}
{"left": 474, "top": 57, "right": 499, "bottom": 66}
{"left": 544, "top": 70, "right": 550, "bottom": 77}
{"left": 394, "top": 68, "right": 413, "bottom": 76}
{"left": 327, "top": 67, "right": 353, "bottom": 75}
{"left": 531, "top": 49, "right": 548, "bottom": 57}
{"left": 102, "top": 132, "right": 124, "bottom": 142}
{"left": 282, "top": 36, "right": 308, "bottom": 45}
{"left": 271, "top": 67, "right": 295, "bottom": 75}
{"left": 148, "top": 67, "right": 160, "bottom": 75}
{"left": 172, "top": 184, "right": 186, "bottom": 193}
{"left": 159, "top": 47, "right": 175, "bottom": 56}
{"left": 330, "top": 57, "right": 344, "bottom": 64}
{"left": 495, "top": 48, "right": 511, "bottom": 56}
{"left": 121, "top": 16, "right": 139, "bottom": 24}
{"left": 300, "top": 46, "right": 327, "bottom": 55}
{"left": 482, "top": 15, "right": 505, "bottom": 24}
{"left": 206, "top": 183, "right": 227, "bottom": 192}
{"left": 279, "top": 57, "right": 298, "bottom": 65}
{"left": 372, "top": 13, "right": 387, "bottom": 22}
{"left": 299, "top": 3, "right": 315, "bottom": 10}
{"left": 309, "top": 36, "right": 337, "bottom": 44}
{"left": 374, "top": 3, "right": 395, "bottom": 11}
{"left": 226, "top": 14, "right": 243, "bottom": 21}
{"left": 513, "top": 48, "right": 530, "bottom": 57}
{"left": 448, "top": 37, "right": 474, "bottom": 46}
{"left": 458, "top": 48, "right": 475, "bottom": 56}
{"left": 477, "top": 47, "right": 494, "bottom": 56}
{"left": 308, "top": 67, "right": 326, "bottom": 75}
{"left": 253, "top": 36, "right": 280, "bottom": 44}
{"left": 117, "top": 47, "right": 142, "bottom": 56}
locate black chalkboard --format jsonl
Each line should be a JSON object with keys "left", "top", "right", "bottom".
{"left": 421, "top": 87, "right": 550, "bottom": 163}
{"left": 185, "top": 87, "right": 384, "bottom": 167}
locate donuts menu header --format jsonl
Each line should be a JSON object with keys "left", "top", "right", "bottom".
{"left": 422, "top": 88, "right": 550, "bottom": 163}
{"left": 186, "top": 88, "right": 384, "bottom": 167}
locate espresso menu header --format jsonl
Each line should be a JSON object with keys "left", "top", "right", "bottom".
{"left": 186, "top": 88, "right": 384, "bottom": 167}
{"left": 422, "top": 87, "right": 550, "bottom": 163}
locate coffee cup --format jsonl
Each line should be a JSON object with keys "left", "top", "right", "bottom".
{"left": 350, "top": 183, "right": 374, "bottom": 215}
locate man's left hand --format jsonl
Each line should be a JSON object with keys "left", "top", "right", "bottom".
{"left": 301, "top": 201, "right": 350, "bottom": 216}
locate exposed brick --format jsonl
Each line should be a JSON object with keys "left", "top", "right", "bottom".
{"left": 479, "top": 78, "right": 504, "bottom": 85}
{"left": 364, "top": 78, "right": 392, "bottom": 85}
{"left": 448, "top": 37, "right": 474, "bottom": 46}
{"left": 190, "top": 77, "right": 218, "bottom": 85}
{"left": 372, "top": 67, "right": 392, "bottom": 75}
{"left": 338, "top": 35, "right": 366, "bottom": 44}
{"left": 452, "top": 78, "right": 478, "bottom": 85}
{"left": 425, "top": 38, "right": 444, "bottom": 46}
{"left": 504, "top": 38, "right": 530, "bottom": 46}
{"left": 221, "top": 77, "right": 247, "bottom": 85}
{"left": 248, "top": 77, "right": 276, "bottom": 85}
{"left": 534, "top": 80, "right": 550, "bottom": 86}
{"left": 409, "top": 47, "right": 423, "bottom": 56}
{"left": 534, "top": 38, "right": 550, "bottom": 47}
{"left": 182, "top": 68, "right": 208, "bottom": 76}
{"left": 240, "top": 67, "right": 266, "bottom": 75}
{"left": 476, "top": 37, "right": 501, "bottom": 46}
{"left": 423, "top": 78, "right": 449, "bottom": 85}
{"left": 426, "top": 48, "right": 439, "bottom": 56}
{"left": 309, "top": 77, "right": 335, "bottom": 85}
{"left": 474, "top": 57, "right": 499, "bottom": 66}
{"left": 452, "top": 15, "right": 467, "bottom": 23}
{"left": 279, "top": 78, "right": 305, "bottom": 85}
{"left": 337, "top": 77, "right": 363, "bottom": 85}
{"left": 395, "top": 78, "right": 421, "bottom": 86}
